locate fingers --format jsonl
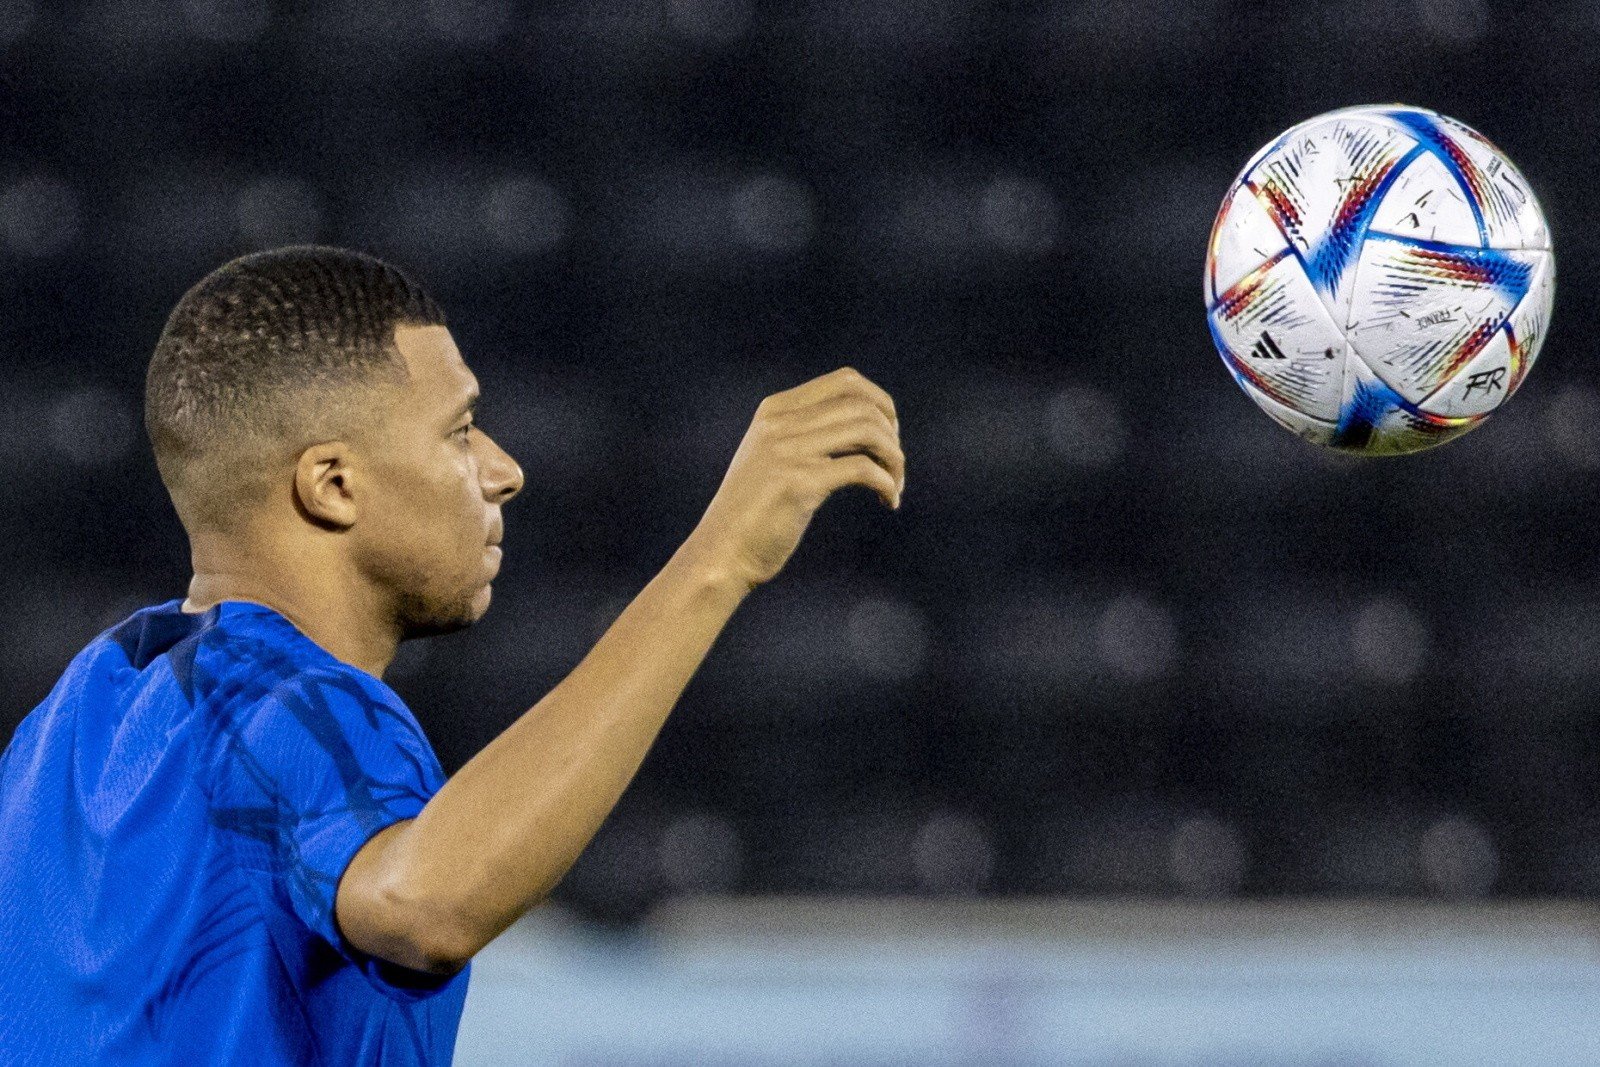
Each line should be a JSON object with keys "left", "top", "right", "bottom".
{"left": 763, "top": 366, "right": 897, "bottom": 428}
{"left": 787, "top": 414, "right": 905, "bottom": 502}
{"left": 754, "top": 366, "right": 905, "bottom": 510}
{"left": 820, "top": 453, "right": 900, "bottom": 509}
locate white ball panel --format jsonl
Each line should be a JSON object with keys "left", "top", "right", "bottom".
{"left": 1346, "top": 237, "right": 1542, "bottom": 405}
{"left": 1425, "top": 111, "right": 1551, "bottom": 250}
{"left": 1336, "top": 347, "right": 1482, "bottom": 455}
{"left": 1206, "top": 184, "right": 1289, "bottom": 301}
{"left": 1367, "top": 151, "right": 1482, "bottom": 247}
{"left": 1237, "top": 116, "right": 1418, "bottom": 333}
{"left": 1418, "top": 328, "right": 1515, "bottom": 419}
{"left": 1208, "top": 250, "right": 1348, "bottom": 422}
{"left": 1504, "top": 248, "right": 1555, "bottom": 392}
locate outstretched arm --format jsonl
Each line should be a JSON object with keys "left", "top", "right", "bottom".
{"left": 335, "top": 367, "right": 905, "bottom": 973}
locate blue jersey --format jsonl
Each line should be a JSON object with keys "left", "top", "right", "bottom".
{"left": 0, "top": 599, "right": 469, "bottom": 1065}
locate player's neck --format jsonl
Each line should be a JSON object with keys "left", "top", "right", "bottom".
{"left": 182, "top": 562, "right": 400, "bottom": 680}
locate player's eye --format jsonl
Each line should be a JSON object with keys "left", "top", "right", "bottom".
{"left": 455, "top": 423, "right": 472, "bottom": 439}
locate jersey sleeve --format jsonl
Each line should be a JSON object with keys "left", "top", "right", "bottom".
{"left": 209, "top": 663, "right": 457, "bottom": 1001}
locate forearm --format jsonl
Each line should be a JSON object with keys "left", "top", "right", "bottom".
{"left": 382, "top": 541, "right": 750, "bottom": 958}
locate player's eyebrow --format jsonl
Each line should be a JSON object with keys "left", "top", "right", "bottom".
{"left": 447, "top": 390, "right": 479, "bottom": 423}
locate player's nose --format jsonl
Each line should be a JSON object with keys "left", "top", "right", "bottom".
{"left": 478, "top": 429, "right": 524, "bottom": 504}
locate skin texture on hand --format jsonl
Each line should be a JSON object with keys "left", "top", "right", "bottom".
{"left": 683, "top": 366, "right": 905, "bottom": 591}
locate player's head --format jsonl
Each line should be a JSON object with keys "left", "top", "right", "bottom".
{"left": 145, "top": 245, "right": 524, "bottom": 638}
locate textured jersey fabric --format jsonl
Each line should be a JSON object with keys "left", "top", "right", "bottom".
{"left": 0, "top": 598, "right": 469, "bottom": 1065}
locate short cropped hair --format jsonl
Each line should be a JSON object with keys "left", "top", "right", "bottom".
{"left": 145, "top": 245, "right": 446, "bottom": 535}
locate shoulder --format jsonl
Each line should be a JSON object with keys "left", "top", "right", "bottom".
{"left": 197, "top": 607, "right": 420, "bottom": 741}
{"left": 205, "top": 659, "right": 443, "bottom": 812}
{"left": 228, "top": 660, "right": 424, "bottom": 752}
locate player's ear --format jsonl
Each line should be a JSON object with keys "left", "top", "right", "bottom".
{"left": 293, "top": 442, "right": 359, "bottom": 530}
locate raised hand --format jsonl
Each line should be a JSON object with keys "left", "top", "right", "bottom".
{"left": 683, "top": 367, "right": 905, "bottom": 592}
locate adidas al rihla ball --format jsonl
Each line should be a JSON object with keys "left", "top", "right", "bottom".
{"left": 1204, "top": 105, "right": 1554, "bottom": 455}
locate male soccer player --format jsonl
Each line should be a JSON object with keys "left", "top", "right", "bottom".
{"left": 0, "top": 246, "right": 905, "bottom": 1064}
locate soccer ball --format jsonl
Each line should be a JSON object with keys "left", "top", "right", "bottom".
{"left": 1204, "top": 105, "right": 1554, "bottom": 455}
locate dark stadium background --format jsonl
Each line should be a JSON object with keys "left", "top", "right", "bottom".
{"left": 1, "top": 0, "right": 1595, "bottom": 926}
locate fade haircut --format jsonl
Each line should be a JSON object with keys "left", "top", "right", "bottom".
{"left": 145, "top": 245, "right": 446, "bottom": 535}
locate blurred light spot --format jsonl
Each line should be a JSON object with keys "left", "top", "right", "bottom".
{"left": 0, "top": 177, "right": 79, "bottom": 258}
{"left": 49, "top": 386, "right": 136, "bottom": 468}
{"left": 730, "top": 174, "right": 815, "bottom": 253}
{"left": 1168, "top": 816, "right": 1246, "bottom": 896}
{"left": 481, "top": 176, "right": 570, "bottom": 255}
{"left": 659, "top": 812, "right": 742, "bottom": 893}
{"left": 180, "top": 0, "right": 270, "bottom": 42}
{"left": 665, "top": 0, "right": 750, "bottom": 45}
{"left": 1415, "top": 0, "right": 1488, "bottom": 45}
{"left": 1044, "top": 385, "right": 1125, "bottom": 469}
{"left": 846, "top": 596, "right": 930, "bottom": 682}
{"left": 979, "top": 176, "right": 1058, "bottom": 256}
{"left": 1093, "top": 593, "right": 1178, "bottom": 680}
{"left": 0, "top": 0, "right": 35, "bottom": 45}
{"left": 235, "top": 177, "right": 323, "bottom": 247}
{"left": 425, "top": 0, "right": 512, "bottom": 45}
{"left": 912, "top": 811, "right": 993, "bottom": 894}
{"left": 1420, "top": 816, "right": 1498, "bottom": 897}
{"left": 1350, "top": 596, "right": 1430, "bottom": 684}
{"left": 1544, "top": 384, "right": 1600, "bottom": 471}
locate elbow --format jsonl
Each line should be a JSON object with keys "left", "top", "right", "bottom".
{"left": 337, "top": 821, "right": 485, "bottom": 974}
{"left": 401, "top": 921, "right": 478, "bottom": 976}
{"left": 385, "top": 891, "right": 483, "bottom": 975}
{"left": 351, "top": 879, "right": 483, "bottom": 975}
{"left": 383, "top": 881, "right": 569, "bottom": 972}
{"left": 414, "top": 886, "right": 558, "bottom": 969}
{"left": 407, "top": 946, "right": 472, "bottom": 977}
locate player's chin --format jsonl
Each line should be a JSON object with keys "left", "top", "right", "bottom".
{"left": 395, "top": 582, "right": 491, "bottom": 640}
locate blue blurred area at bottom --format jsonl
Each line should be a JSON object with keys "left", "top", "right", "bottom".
{"left": 456, "top": 898, "right": 1600, "bottom": 1067}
